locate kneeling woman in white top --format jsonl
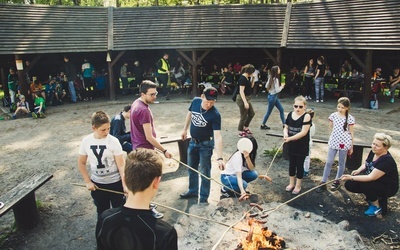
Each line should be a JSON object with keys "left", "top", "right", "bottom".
{"left": 220, "top": 137, "right": 259, "bottom": 198}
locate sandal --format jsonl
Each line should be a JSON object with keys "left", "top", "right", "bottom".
{"left": 292, "top": 188, "right": 301, "bottom": 195}
{"left": 285, "top": 185, "right": 294, "bottom": 192}
{"left": 244, "top": 128, "right": 253, "bottom": 135}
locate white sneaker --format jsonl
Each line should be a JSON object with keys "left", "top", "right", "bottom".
{"left": 320, "top": 99, "right": 324, "bottom": 103}
{"left": 315, "top": 100, "right": 320, "bottom": 103}
{"left": 308, "top": 96, "right": 312, "bottom": 100}
{"left": 305, "top": 96, "right": 309, "bottom": 100}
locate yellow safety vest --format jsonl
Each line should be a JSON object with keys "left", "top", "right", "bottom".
{"left": 157, "top": 58, "right": 169, "bottom": 74}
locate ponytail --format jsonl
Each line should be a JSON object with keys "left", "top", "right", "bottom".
{"left": 343, "top": 110, "right": 348, "bottom": 131}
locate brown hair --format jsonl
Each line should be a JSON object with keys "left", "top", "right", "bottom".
{"left": 125, "top": 149, "right": 163, "bottom": 193}
{"left": 338, "top": 97, "right": 350, "bottom": 131}
{"left": 91, "top": 111, "right": 110, "bottom": 128}
{"left": 139, "top": 80, "right": 157, "bottom": 94}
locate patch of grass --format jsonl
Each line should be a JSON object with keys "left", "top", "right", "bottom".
{"left": 263, "top": 147, "right": 283, "bottom": 158}
{"left": 0, "top": 222, "right": 17, "bottom": 248}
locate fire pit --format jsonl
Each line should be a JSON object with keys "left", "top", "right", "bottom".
{"left": 174, "top": 197, "right": 366, "bottom": 249}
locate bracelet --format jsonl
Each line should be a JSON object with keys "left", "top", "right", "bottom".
{"left": 163, "top": 149, "right": 167, "bottom": 154}
{"left": 217, "top": 158, "right": 223, "bottom": 161}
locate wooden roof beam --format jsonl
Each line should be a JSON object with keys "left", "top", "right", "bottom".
{"left": 262, "top": 49, "right": 279, "bottom": 66}
{"left": 281, "top": 1, "right": 292, "bottom": 48}
{"left": 346, "top": 49, "right": 367, "bottom": 73}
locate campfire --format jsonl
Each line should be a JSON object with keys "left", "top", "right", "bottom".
{"left": 235, "top": 211, "right": 285, "bottom": 250}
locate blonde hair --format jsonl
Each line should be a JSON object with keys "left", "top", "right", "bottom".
{"left": 374, "top": 133, "right": 392, "bottom": 149}
{"left": 294, "top": 95, "right": 307, "bottom": 105}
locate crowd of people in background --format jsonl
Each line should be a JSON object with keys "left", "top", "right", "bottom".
{"left": 3, "top": 52, "right": 399, "bottom": 121}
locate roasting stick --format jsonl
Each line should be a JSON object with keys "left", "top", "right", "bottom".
{"left": 258, "top": 141, "right": 284, "bottom": 182}
{"left": 71, "top": 183, "right": 127, "bottom": 195}
{"left": 71, "top": 183, "right": 251, "bottom": 233}
{"left": 155, "top": 148, "right": 242, "bottom": 197}
{"left": 261, "top": 179, "right": 337, "bottom": 215}
{"left": 211, "top": 206, "right": 256, "bottom": 250}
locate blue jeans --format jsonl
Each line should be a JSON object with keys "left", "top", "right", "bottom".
{"left": 68, "top": 80, "right": 77, "bottom": 102}
{"left": 261, "top": 94, "right": 285, "bottom": 125}
{"left": 314, "top": 77, "right": 324, "bottom": 101}
{"left": 221, "top": 170, "right": 258, "bottom": 193}
{"left": 187, "top": 140, "right": 214, "bottom": 202}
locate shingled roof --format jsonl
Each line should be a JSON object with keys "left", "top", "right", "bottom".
{"left": 0, "top": 0, "right": 399, "bottom": 55}
{"left": 288, "top": 0, "right": 400, "bottom": 50}
{"left": 113, "top": 5, "right": 286, "bottom": 50}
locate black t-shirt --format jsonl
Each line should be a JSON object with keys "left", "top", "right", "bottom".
{"left": 188, "top": 97, "right": 221, "bottom": 141}
{"left": 96, "top": 206, "right": 178, "bottom": 250}
{"left": 364, "top": 151, "right": 399, "bottom": 195}
{"left": 285, "top": 112, "right": 311, "bottom": 156}
{"left": 316, "top": 64, "right": 325, "bottom": 78}
{"left": 238, "top": 74, "right": 253, "bottom": 96}
{"left": 223, "top": 72, "right": 234, "bottom": 83}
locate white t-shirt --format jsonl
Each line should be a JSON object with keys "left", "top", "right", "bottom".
{"left": 79, "top": 133, "right": 123, "bottom": 184}
{"left": 221, "top": 151, "right": 246, "bottom": 175}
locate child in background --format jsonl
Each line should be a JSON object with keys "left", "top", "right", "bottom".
{"left": 32, "top": 91, "right": 46, "bottom": 118}
{"left": 303, "top": 108, "right": 315, "bottom": 178}
{"left": 220, "top": 137, "right": 259, "bottom": 199}
{"left": 317, "top": 97, "right": 355, "bottom": 192}
{"left": 283, "top": 96, "right": 312, "bottom": 195}
{"left": 12, "top": 95, "right": 30, "bottom": 119}
{"left": 77, "top": 111, "right": 126, "bottom": 218}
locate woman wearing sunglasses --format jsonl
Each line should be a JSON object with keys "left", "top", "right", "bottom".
{"left": 283, "top": 96, "right": 312, "bottom": 195}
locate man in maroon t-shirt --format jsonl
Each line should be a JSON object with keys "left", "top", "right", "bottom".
{"left": 130, "top": 80, "right": 172, "bottom": 219}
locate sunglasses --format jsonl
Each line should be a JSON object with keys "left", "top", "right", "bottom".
{"left": 293, "top": 105, "right": 304, "bottom": 109}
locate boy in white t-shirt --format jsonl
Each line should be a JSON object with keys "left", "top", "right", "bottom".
{"left": 78, "top": 111, "right": 126, "bottom": 218}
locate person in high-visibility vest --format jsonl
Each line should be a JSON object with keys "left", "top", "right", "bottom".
{"left": 157, "top": 52, "right": 170, "bottom": 100}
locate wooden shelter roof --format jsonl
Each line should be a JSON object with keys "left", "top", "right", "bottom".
{"left": 0, "top": 0, "right": 399, "bottom": 55}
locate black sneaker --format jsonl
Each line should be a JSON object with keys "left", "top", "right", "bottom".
{"left": 330, "top": 180, "right": 341, "bottom": 191}
{"left": 220, "top": 188, "right": 235, "bottom": 199}
{"left": 316, "top": 182, "right": 326, "bottom": 193}
{"left": 260, "top": 124, "right": 271, "bottom": 130}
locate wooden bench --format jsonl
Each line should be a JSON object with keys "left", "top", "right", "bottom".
{"left": 0, "top": 172, "right": 53, "bottom": 230}
{"left": 265, "top": 133, "right": 371, "bottom": 170}
{"left": 160, "top": 136, "right": 191, "bottom": 165}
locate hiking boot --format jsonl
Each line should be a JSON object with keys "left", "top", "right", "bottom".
{"left": 364, "top": 205, "right": 382, "bottom": 216}
{"left": 32, "top": 112, "right": 38, "bottom": 119}
{"left": 316, "top": 182, "right": 326, "bottom": 193}
{"left": 260, "top": 124, "right": 271, "bottom": 130}
{"left": 303, "top": 171, "right": 310, "bottom": 179}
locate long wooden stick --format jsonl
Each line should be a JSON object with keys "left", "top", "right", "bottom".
{"left": 264, "top": 141, "right": 284, "bottom": 176}
{"left": 71, "top": 183, "right": 249, "bottom": 233}
{"left": 262, "top": 179, "right": 337, "bottom": 215}
{"left": 168, "top": 155, "right": 242, "bottom": 196}
{"left": 211, "top": 206, "right": 255, "bottom": 250}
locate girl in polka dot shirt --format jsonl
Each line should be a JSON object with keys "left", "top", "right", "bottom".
{"left": 317, "top": 97, "right": 355, "bottom": 192}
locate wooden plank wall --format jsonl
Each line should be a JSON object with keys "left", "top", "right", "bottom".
{"left": 288, "top": 0, "right": 400, "bottom": 50}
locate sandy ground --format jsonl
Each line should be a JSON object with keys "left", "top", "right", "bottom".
{"left": 0, "top": 91, "right": 399, "bottom": 249}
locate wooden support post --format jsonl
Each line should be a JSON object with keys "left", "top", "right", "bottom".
{"left": 277, "top": 48, "right": 282, "bottom": 68}
{"left": 363, "top": 50, "right": 373, "bottom": 108}
{"left": 262, "top": 49, "right": 279, "bottom": 66}
{"left": 15, "top": 55, "right": 28, "bottom": 98}
{"left": 192, "top": 50, "right": 198, "bottom": 97}
{"left": 13, "top": 192, "right": 40, "bottom": 230}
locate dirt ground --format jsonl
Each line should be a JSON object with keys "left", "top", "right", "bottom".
{"left": 0, "top": 91, "right": 399, "bottom": 250}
